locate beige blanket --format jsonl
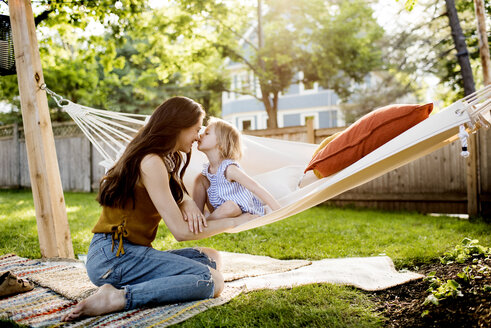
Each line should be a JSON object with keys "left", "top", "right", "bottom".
{"left": 32, "top": 252, "right": 422, "bottom": 301}
{"left": 226, "top": 255, "right": 423, "bottom": 292}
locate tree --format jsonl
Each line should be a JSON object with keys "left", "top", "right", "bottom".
{"left": 0, "top": 0, "right": 149, "bottom": 123}
{"left": 403, "top": 0, "right": 490, "bottom": 104}
{"left": 122, "top": 3, "right": 230, "bottom": 116}
{"left": 339, "top": 1, "right": 434, "bottom": 122}
{"left": 473, "top": 0, "right": 490, "bottom": 85}
{"left": 0, "top": 0, "right": 228, "bottom": 123}
{"left": 399, "top": 0, "right": 490, "bottom": 87}
{"left": 181, "top": 0, "right": 384, "bottom": 129}
{"left": 444, "top": 0, "right": 475, "bottom": 96}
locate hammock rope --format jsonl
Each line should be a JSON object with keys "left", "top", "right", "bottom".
{"left": 41, "top": 84, "right": 148, "bottom": 169}
{"left": 41, "top": 83, "right": 491, "bottom": 232}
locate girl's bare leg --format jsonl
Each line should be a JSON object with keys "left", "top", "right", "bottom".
{"left": 207, "top": 200, "right": 242, "bottom": 220}
{"left": 61, "top": 284, "right": 125, "bottom": 322}
{"left": 192, "top": 174, "right": 210, "bottom": 213}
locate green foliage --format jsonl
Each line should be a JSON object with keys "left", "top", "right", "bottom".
{"left": 0, "top": 0, "right": 226, "bottom": 124}
{"left": 298, "top": 0, "right": 384, "bottom": 99}
{"left": 423, "top": 238, "right": 491, "bottom": 313}
{"left": 423, "top": 272, "right": 462, "bottom": 306}
{"left": 440, "top": 237, "right": 491, "bottom": 264}
{"left": 400, "top": 0, "right": 417, "bottom": 11}
{"left": 431, "top": 0, "right": 491, "bottom": 103}
{"left": 456, "top": 265, "right": 474, "bottom": 282}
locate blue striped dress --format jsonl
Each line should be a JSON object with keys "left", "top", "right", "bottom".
{"left": 202, "top": 159, "right": 265, "bottom": 216}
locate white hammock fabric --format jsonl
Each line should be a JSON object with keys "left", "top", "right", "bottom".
{"left": 57, "top": 85, "right": 491, "bottom": 233}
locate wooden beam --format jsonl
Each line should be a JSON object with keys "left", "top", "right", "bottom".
{"left": 467, "top": 0, "right": 489, "bottom": 218}
{"left": 305, "top": 117, "right": 315, "bottom": 144}
{"left": 467, "top": 132, "right": 479, "bottom": 218}
{"left": 9, "top": 0, "right": 74, "bottom": 258}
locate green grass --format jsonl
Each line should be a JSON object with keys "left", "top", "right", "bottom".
{"left": 178, "top": 284, "right": 382, "bottom": 328}
{"left": 1, "top": 189, "right": 490, "bottom": 327}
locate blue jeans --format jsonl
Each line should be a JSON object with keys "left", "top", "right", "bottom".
{"left": 85, "top": 233, "right": 216, "bottom": 310}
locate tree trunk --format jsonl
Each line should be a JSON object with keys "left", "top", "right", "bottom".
{"left": 473, "top": 0, "right": 491, "bottom": 85}
{"left": 445, "top": 0, "right": 476, "bottom": 96}
{"left": 257, "top": 0, "right": 278, "bottom": 129}
{"left": 260, "top": 85, "right": 278, "bottom": 129}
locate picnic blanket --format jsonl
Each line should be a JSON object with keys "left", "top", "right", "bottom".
{"left": 0, "top": 252, "right": 423, "bottom": 327}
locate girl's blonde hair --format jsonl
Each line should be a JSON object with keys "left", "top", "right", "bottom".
{"left": 207, "top": 117, "right": 243, "bottom": 160}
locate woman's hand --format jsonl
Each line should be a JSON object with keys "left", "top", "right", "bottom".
{"left": 180, "top": 199, "right": 207, "bottom": 234}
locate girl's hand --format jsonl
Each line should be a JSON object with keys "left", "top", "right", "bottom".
{"left": 180, "top": 199, "right": 207, "bottom": 234}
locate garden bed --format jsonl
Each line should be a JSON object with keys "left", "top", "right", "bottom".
{"left": 371, "top": 252, "right": 490, "bottom": 327}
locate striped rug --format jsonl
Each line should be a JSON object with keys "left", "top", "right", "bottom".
{"left": 0, "top": 252, "right": 420, "bottom": 326}
{"left": 0, "top": 254, "right": 242, "bottom": 327}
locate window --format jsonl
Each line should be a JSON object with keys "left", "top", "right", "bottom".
{"left": 238, "top": 116, "right": 255, "bottom": 131}
{"left": 240, "top": 72, "right": 251, "bottom": 94}
{"left": 298, "top": 71, "right": 318, "bottom": 94}
{"left": 242, "top": 120, "right": 252, "bottom": 131}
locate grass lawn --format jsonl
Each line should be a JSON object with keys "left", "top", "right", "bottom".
{"left": 1, "top": 189, "right": 490, "bottom": 327}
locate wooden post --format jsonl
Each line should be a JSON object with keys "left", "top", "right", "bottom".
{"left": 9, "top": 0, "right": 74, "bottom": 258}
{"left": 467, "top": 134, "right": 479, "bottom": 217}
{"left": 473, "top": 0, "right": 490, "bottom": 218}
{"left": 306, "top": 117, "right": 315, "bottom": 143}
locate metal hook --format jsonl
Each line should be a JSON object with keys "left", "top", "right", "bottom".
{"left": 39, "top": 83, "right": 69, "bottom": 107}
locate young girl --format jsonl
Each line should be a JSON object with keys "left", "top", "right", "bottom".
{"left": 193, "top": 118, "right": 281, "bottom": 222}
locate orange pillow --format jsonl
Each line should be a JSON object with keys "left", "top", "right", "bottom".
{"left": 305, "top": 103, "right": 433, "bottom": 178}
{"left": 311, "top": 131, "right": 342, "bottom": 179}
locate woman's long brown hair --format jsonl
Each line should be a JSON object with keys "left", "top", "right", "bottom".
{"left": 97, "top": 96, "right": 205, "bottom": 208}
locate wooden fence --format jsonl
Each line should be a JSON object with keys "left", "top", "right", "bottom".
{"left": 1, "top": 121, "right": 490, "bottom": 217}
{"left": 0, "top": 122, "right": 106, "bottom": 192}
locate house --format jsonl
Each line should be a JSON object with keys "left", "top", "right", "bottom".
{"left": 219, "top": 19, "right": 394, "bottom": 132}
{"left": 220, "top": 21, "right": 351, "bottom": 131}
{"left": 222, "top": 67, "right": 346, "bottom": 131}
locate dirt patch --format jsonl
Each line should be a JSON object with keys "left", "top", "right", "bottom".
{"left": 370, "top": 257, "right": 491, "bottom": 328}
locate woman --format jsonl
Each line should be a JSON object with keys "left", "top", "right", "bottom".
{"left": 62, "top": 97, "right": 253, "bottom": 321}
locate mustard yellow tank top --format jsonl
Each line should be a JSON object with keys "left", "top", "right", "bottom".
{"left": 92, "top": 184, "right": 162, "bottom": 256}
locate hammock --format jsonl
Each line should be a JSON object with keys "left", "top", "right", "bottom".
{"left": 47, "top": 85, "right": 491, "bottom": 233}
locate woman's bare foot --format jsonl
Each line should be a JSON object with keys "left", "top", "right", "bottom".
{"left": 61, "top": 284, "right": 126, "bottom": 322}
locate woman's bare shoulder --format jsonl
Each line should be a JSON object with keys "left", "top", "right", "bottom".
{"left": 140, "top": 154, "right": 165, "bottom": 173}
